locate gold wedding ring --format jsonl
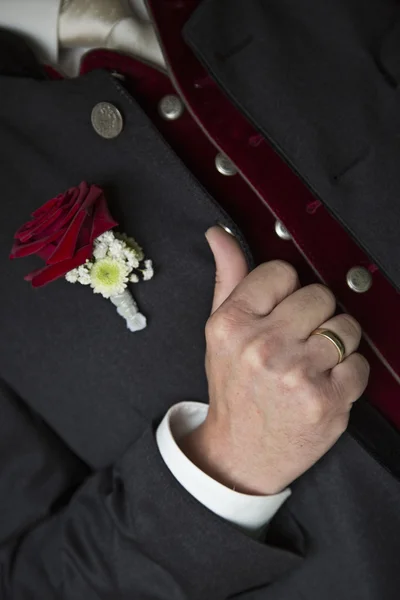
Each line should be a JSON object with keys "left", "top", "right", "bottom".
{"left": 310, "top": 328, "right": 346, "bottom": 365}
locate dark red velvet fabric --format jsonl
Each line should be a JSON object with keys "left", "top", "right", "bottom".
{"left": 45, "top": 2, "right": 399, "bottom": 429}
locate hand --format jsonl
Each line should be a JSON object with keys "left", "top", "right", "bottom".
{"left": 180, "top": 226, "right": 370, "bottom": 495}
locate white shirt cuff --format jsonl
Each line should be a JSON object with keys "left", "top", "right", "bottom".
{"left": 156, "top": 402, "right": 291, "bottom": 535}
{"left": 0, "top": 0, "right": 61, "bottom": 64}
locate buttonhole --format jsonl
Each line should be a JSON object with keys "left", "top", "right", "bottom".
{"left": 194, "top": 76, "right": 213, "bottom": 89}
{"left": 248, "top": 134, "right": 264, "bottom": 147}
{"left": 306, "top": 200, "right": 322, "bottom": 215}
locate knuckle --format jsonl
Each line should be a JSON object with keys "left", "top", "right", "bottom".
{"left": 353, "top": 353, "right": 371, "bottom": 381}
{"left": 308, "top": 284, "right": 336, "bottom": 311}
{"left": 345, "top": 353, "right": 370, "bottom": 383}
{"left": 269, "top": 260, "right": 299, "bottom": 288}
{"left": 339, "top": 314, "right": 362, "bottom": 339}
{"left": 205, "top": 311, "right": 232, "bottom": 344}
{"left": 228, "top": 295, "right": 253, "bottom": 317}
{"left": 333, "top": 353, "right": 370, "bottom": 402}
{"left": 282, "top": 365, "right": 321, "bottom": 410}
{"left": 242, "top": 337, "right": 274, "bottom": 369}
{"left": 282, "top": 366, "right": 328, "bottom": 424}
{"left": 282, "top": 364, "right": 309, "bottom": 389}
{"left": 243, "top": 325, "right": 286, "bottom": 369}
{"left": 356, "top": 352, "right": 370, "bottom": 370}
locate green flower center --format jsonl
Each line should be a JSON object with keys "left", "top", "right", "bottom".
{"left": 91, "top": 259, "right": 123, "bottom": 287}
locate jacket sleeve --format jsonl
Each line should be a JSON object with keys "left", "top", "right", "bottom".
{"left": 157, "top": 401, "right": 291, "bottom": 535}
{"left": 0, "top": 383, "right": 301, "bottom": 600}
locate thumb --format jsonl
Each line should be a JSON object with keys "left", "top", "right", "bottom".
{"left": 206, "top": 226, "right": 249, "bottom": 314}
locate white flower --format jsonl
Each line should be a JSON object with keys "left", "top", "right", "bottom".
{"left": 124, "top": 249, "right": 139, "bottom": 270}
{"left": 116, "top": 232, "right": 144, "bottom": 261}
{"left": 108, "top": 238, "right": 125, "bottom": 259}
{"left": 90, "top": 257, "right": 129, "bottom": 298}
{"left": 93, "top": 243, "right": 108, "bottom": 260}
{"left": 65, "top": 269, "right": 79, "bottom": 283}
{"left": 78, "top": 272, "right": 91, "bottom": 285}
{"left": 63, "top": 228, "right": 152, "bottom": 332}
{"left": 97, "top": 231, "right": 114, "bottom": 245}
{"left": 142, "top": 259, "right": 154, "bottom": 281}
{"left": 74, "top": 264, "right": 90, "bottom": 284}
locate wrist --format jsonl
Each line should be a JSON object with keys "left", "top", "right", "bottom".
{"left": 179, "top": 417, "right": 287, "bottom": 496}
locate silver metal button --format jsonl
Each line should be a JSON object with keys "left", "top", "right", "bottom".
{"left": 215, "top": 153, "right": 238, "bottom": 176}
{"left": 91, "top": 102, "right": 123, "bottom": 139}
{"left": 158, "top": 94, "right": 184, "bottom": 120}
{"left": 275, "top": 220, "right": 292, "bottom": 240}
{"left": 218, "top": 223, "right": 234, "bottom": 236}
{"left": 346, "top": 266, "right": 372, "bottom": 293}
{"left": 111, "top": 71, "right": 126, "bottom": 81}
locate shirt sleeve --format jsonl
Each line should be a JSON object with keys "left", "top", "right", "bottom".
{"left": 156, "top": 401, "right": 291, "bottom": 536}
{"left": 0, "top": 0, "right": 61, "bottom": 64}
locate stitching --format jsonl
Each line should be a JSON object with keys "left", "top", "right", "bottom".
{"left": 215, "top": 35, "right": 254, "bottom": 63}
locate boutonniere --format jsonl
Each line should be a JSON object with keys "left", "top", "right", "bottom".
{"left": 10, "top": 182, "right": 154, "bottom": 332}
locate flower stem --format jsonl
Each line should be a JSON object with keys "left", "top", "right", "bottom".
{"left": 110, "top": 290, "right": 147, "bottom": 332}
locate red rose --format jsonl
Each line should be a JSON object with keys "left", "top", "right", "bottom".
{"left": 10, "top": 182, "right": 118, "bottom": 287}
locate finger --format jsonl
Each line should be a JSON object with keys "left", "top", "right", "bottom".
{"left": 272, "top": 284, "right": 336, "bottom": 339}
{"left": 330, "top": 352, "right": 370, "bottom": 405}
{"left": 305, "top": 313, "right": 362, "bottom": 371}
{"left": 226, "top": 260, "right": 300, "bottom": 319}
{"left": 206, "top": 226, "right": 249, "bottom": 314}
